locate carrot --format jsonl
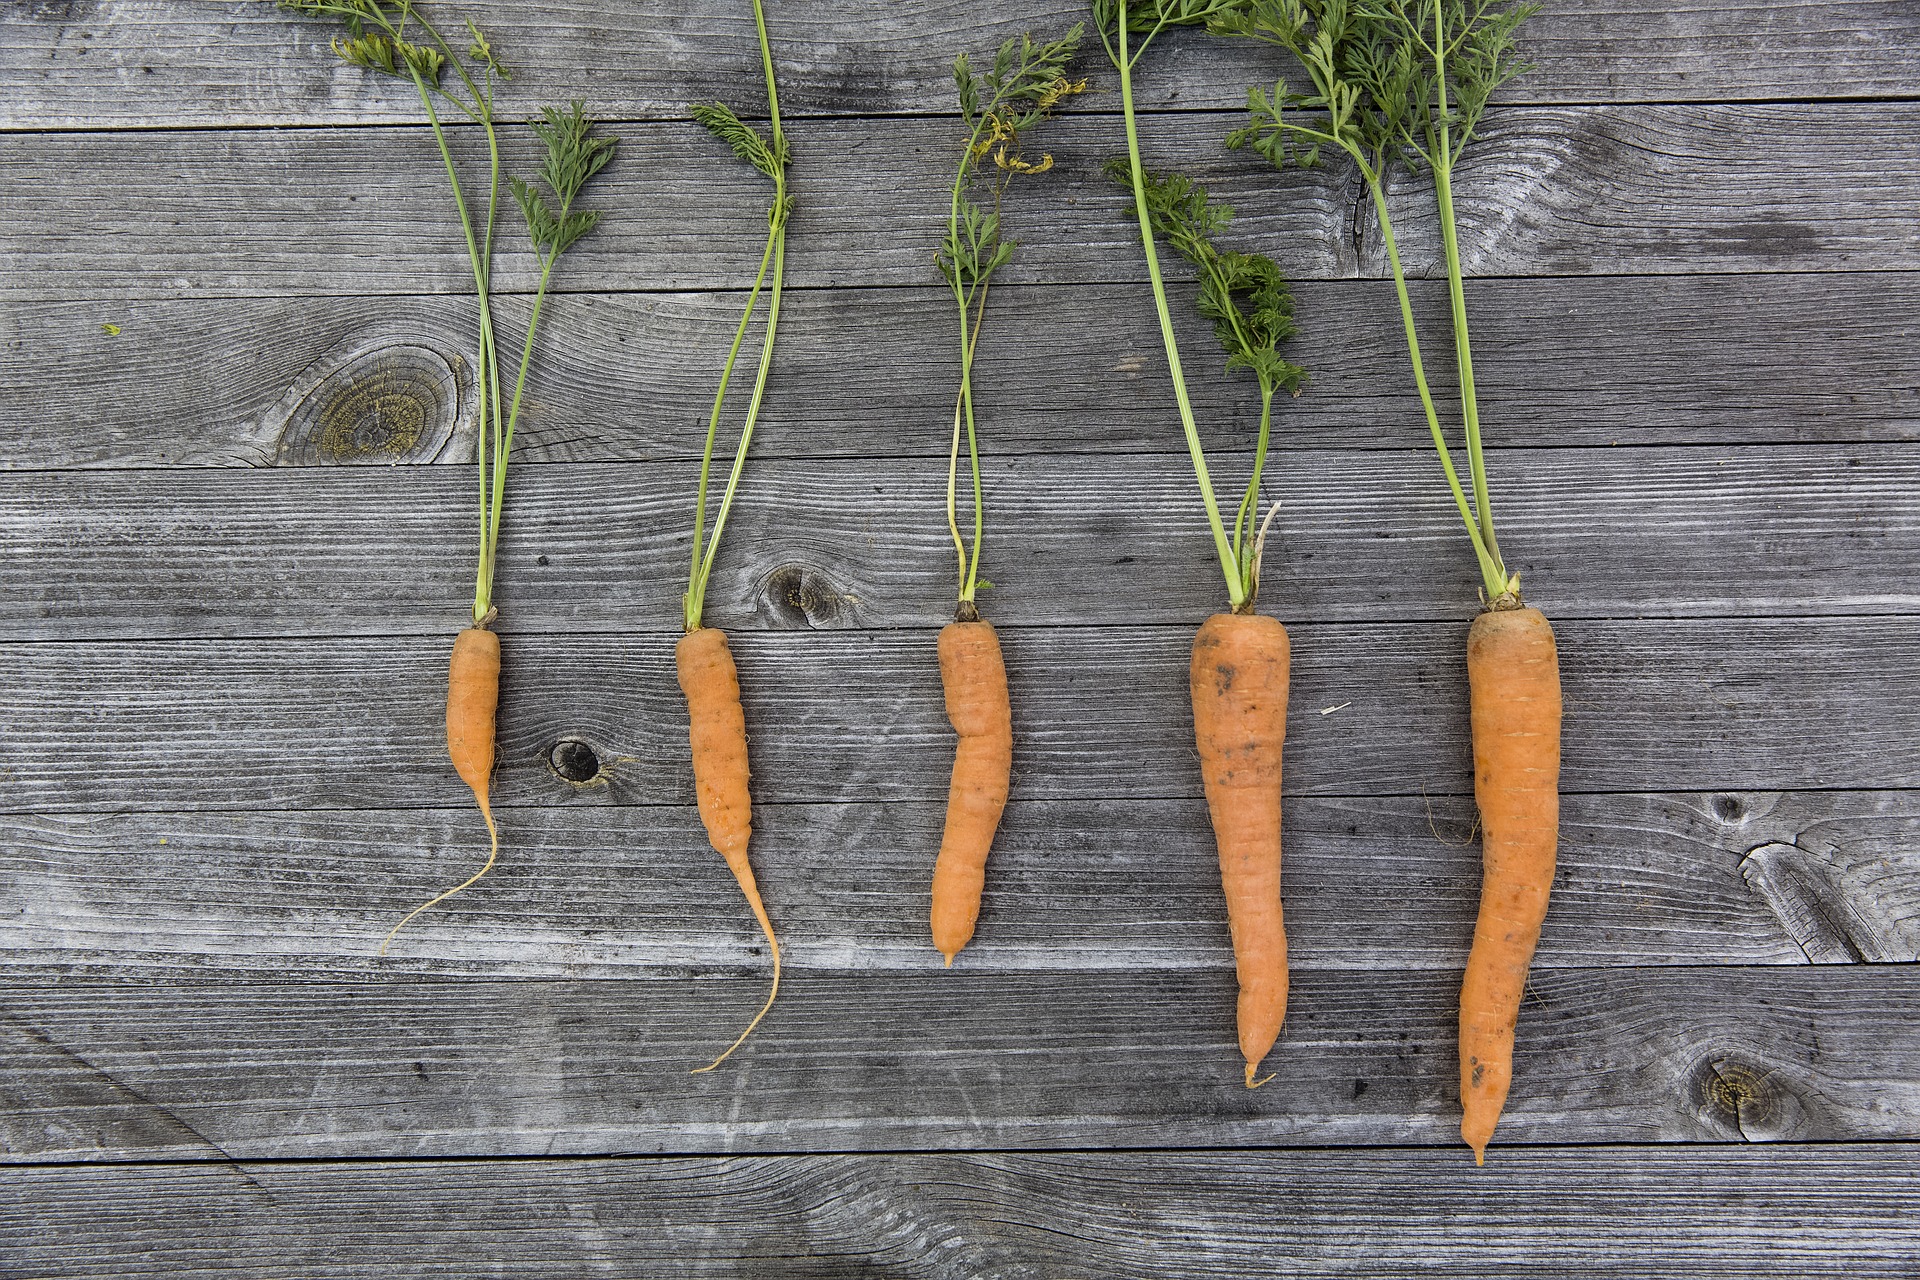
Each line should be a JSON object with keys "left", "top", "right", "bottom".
{"left": 674, "top": 3, "right": 792, "bottom": 1069}
{"left": 281, "top": 4, "right": 616, "bottom": 955}
{"left": 1222, "top": 0, "right": 1552, "bottom": 1157}
{"left": 380, "top": 624, "right": 502, "bottom": 954}
{"left": 1460, "top": 605, "right": 1561, "bottom": 1163}
{"left": 677, "top": 626, "right": 780, "bottom": 1072}
{"left": 1191, "top": 612, "right": 1291, "bottom": 1087}
{"left": 926, "top": 27, "right": 1079, "bottom": 964}
{"left": 930, "top": 620, "right": 1014, "bottom": 965}
{"left": 1099, "top": 0, "right": 1310, "bottom": 1084}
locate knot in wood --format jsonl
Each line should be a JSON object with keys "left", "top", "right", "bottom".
{"left": 275, "top": 343, "right": 465, "bottom": 466}
{"left": 759, "top": 564, "right": 845, "bottom": 630}
{"left": 548, "top": 737, "right": 603, "bottom": 785}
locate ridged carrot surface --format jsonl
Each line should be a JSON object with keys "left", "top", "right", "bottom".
{"left": 1190, "top": 612, "right": 1291, "bottom": 1087}
{"left": 1460, "top": 605, "right": 1562, "bottom": 1163}
{"left": 930, "top": 620, "right": 1013, "bottom": 965}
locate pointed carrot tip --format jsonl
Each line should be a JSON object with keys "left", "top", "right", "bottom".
{"left": 1244, "top": 1062, "right": 1275, "bottom": 1089}
{"left": 941, "top": 951, "right": 957, "bottom": 969}
{"left": 1469, "top": 1141, "right": 1488, "bottom": 1166}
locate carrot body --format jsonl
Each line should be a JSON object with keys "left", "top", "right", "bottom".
{"left": 930, "top": 620, "right": 1013, "bottom": 965}
{"left": 1190, "top": 612, "right": 1291, "bottom": 1087}
{"left": 381, "top": 626, "right": 501, "bottom": 954}
{"left": 1459, "top": 605, "right": 1562, "bottom": 1164}
{"left": 677, "top": 626, "right": 780, "bottom": 1070}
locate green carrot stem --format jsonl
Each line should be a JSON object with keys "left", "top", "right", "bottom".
{"left": 1233, "top": 381, "right": 1276, "bottom": 596}
{"left": 690, "top": 217, "right": 787, "bottom": 628}
{"left": 684, "top": 0, "right": 788, "bottom": 632}
{"left": 688, "top": 224, "right": 779, "bottom": 622}
{"left": 947, "top": 275, "right": 993, "bottom": 603}
{"left": 1114, "top": 4, "right": 1244, "bottom": 610}
{"left": 1365, "top": 172, "right": 1506, "bottom": 599}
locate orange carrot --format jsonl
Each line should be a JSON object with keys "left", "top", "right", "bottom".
{"left": 381, "top": 625, "right": 500, "bottom": 954}
{"left": 1191, "top": 611, "right": 1291, "bottom": 1087}
{"left": 930, "top": 618, "right": 1013, "bottom": 965}
{"left": 1459, "top": 605, "right": 1563, "bottom": 1164}
{"left": 677, "top": 626, "right": 780, "bottom": 1071}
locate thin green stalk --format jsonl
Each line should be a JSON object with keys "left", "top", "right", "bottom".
{"left": 1114, "top": 5, "right": 1244, "bottom": 609}
{"left": 688, "top": 226, "right": 779, "bottom": 610}
{"left": 947, "top": 275, "right": 993, "bottom": 604}
{"left": 1232, "top": 381, "right": 1275, "bottom": 591}
{"left": 403, "top": 65, "right": 505, "bottom": 623}
{"left": 1430, "top": 2, "right": 1495, "bottom": 561}
{"left": 690, "top": 220, "right": 787, "bottom": 628}
{"left": 1365, "top": 175, "right": 1505, "bottom": 599}
{"left": 684, "top": 0, "right": 788, "bottom": 632}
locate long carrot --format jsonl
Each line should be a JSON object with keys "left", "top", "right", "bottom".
{"left": 677, "top": 0, "right": 791, "bottom": 1069}
{"left": 1219, "top": 0, "right": 1551, "bottom": 1158}
{"left": 677, "top": 626, "right": 780, "bottom": 1071}
{"left": 1460, "top": 605, "right": 1561, "bottom": 1162}
{"left": 930, "top": 620, "right": 1014, "bottom": 965}
{"left": 1191, "top": 612, "right": 1291, "bottom": 1087}
{"left": 1099, "top": 0, "right": 1309, "bottom": 1084}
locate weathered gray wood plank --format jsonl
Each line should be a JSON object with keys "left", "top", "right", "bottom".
{"left": 7, "top": 0, "right": 1917, "bottom": 130}
{"left": 8, "top": 106, "right": 1918, "bottom": 301}
{"left": 8, "top": 271, "right": 1917, "bottom": 471}
{"left": 3, "top": 967, "right": 1916, "bottom": 1160}
{"left": 5, "top": 1146, "right": 1917, "bottom": 1279}
{"left": 3, "top": 789, "right": 1912, "bottom": 979}
{"left": 7, "top": 443, "right": 1916, "bottom": 640}
{"left": 3, "top": 619, "right": 1918, "bottom": 815}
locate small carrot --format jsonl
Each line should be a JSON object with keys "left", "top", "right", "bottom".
{"left": 678, "top": 626, "right": 780, "bottom": 1072}
{"left": 381, "top": 624, "right": 502, "bottom": 954}
{"left": 1191, "top": 612, "right": 1291, "bottom": 1087}
{"left": 930, "top": 619, "right": 1013, "bottom": 965}
{"left": 1460, "top": 605, "right": 1561, "bottom": 1163}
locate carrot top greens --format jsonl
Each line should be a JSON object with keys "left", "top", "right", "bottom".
{"left": 936, "top": 25, "right": 1085, "bottom": 618}
{"left": 1212, "top": 0, "right": 1536, "bottom": 604}
{"left": 1093, "top": 0, "right": 1306, "bottom": 611}
{"left": 280, "top": 0, "right": 613, "bottom": 627}
{"left": 683, "top": 0, "right": 792, "bottom": 634}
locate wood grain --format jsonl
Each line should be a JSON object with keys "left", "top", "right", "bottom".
{"left": 6, "top": 0, "right": 1917, "bottom": 129}
{"left": 6, "top": 443, "right": 1915, "bottom": 640}
{"left": 5, "top": 1146, "right": 1918, "bottom": 1278}
{"left": 2, "top": 618, "right": 1918, "bottom": 816}
{"left": 8, "top": 271, "right": 1917, "bottom": 471}
{"left": 3, "top": 789, "right": 1912, "bottom": 979}
{"left": 8, "top": 105, "right": 1919, "bottom": 301}
{"left": 3, "top": 966, "right": 1917, "bottom": 1161}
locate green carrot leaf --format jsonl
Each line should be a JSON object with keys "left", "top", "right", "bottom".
{"left": 1107, "top": 159, "right": 1306, "bottom": 396}
{"left": 692, "top": 101, "right": 786, "bottom": 180}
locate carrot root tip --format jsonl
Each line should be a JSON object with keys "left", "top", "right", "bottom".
{"left": 941, "top": 951, "right": 957, "bottom": 969}
{"left": 1245, "top": 1063, "right": 1275, "bottom": 1090}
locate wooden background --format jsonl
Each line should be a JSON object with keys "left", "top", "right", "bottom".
{"left": 4, "top": 0, "right": 1919, "bottom": 1273}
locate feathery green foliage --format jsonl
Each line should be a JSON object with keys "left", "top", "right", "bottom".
{"left": 1212, "top": 0, "right": 1538, "bottom": 601}
{"left": 1096, "top": 0, "right": 1308, "bottom": 610}
{"left": 937, "top": 24, "right": 1084, "bottom": 612}
{"left": 278, "top": 0, "right": 612, "bottom": 623}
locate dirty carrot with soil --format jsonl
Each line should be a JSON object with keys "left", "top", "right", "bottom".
{"left": 1216, "top": 0, "right": 1559, "bottom": 1157}
{"left": 278, "top": 1, "right": 612, "bottom": 952}
{"left": 928, "top": 25, "right": 1083, "bottom": 965}
{"left": 1096, "top": 0, "right": 1308, "bottom": 1086}
{"left": 679, "top": 0, "right": 792, "bottom": 1071}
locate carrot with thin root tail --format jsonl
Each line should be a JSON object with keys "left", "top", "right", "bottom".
{"left": 382, "top": 625, "right": 500, "bottom": 955}
{"left": 677, "top": 626, "right": 780, "bottom": 1072}
{"left": 930, "top": 618, "right": 1013, "bottom": 965}
{"left": 1191, "top": 611, "right": 1291, "bottom": 1088}
{"left": 1460, "top": 605, "right": 1562, "bottom": 1163}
